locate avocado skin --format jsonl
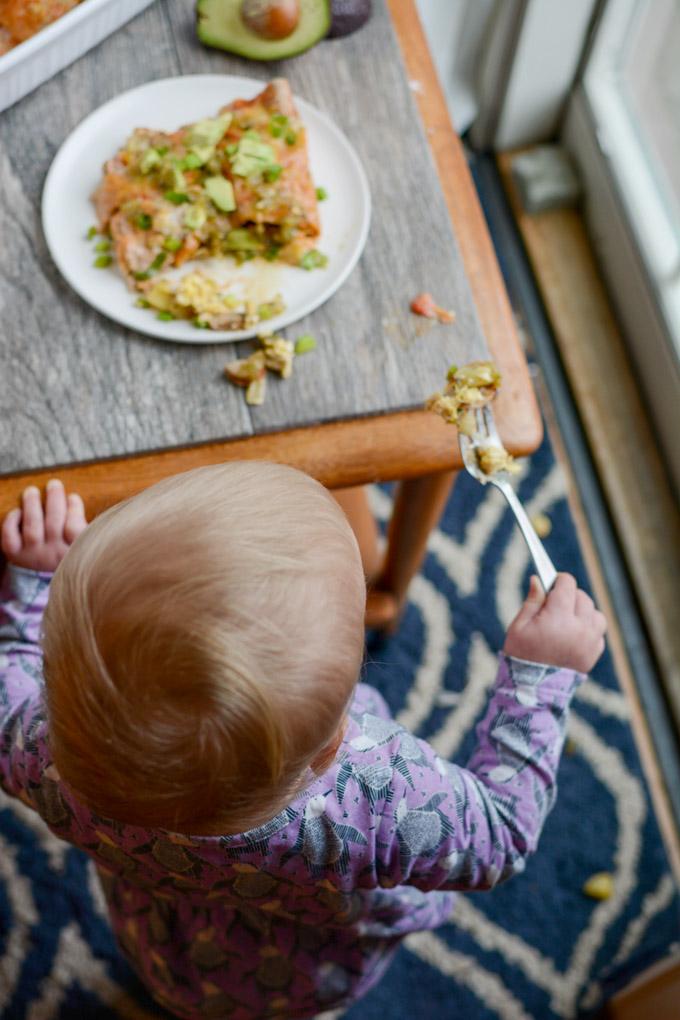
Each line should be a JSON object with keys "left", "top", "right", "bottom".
{"left": 196, "top": 0, "right": 331, "bottom": 60}
{"left": 328, "top": 0, "right": 372, "bottom": 38}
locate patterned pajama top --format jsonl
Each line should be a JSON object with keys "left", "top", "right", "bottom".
{"left": 0, "top": 566, "right": 584, "bottom": 1018}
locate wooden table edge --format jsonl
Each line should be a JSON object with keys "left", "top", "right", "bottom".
{"left": 0, "top": 409, "right": 543, "bottom": 519}
{"left": 0, "top": 0, "right": 542, "bottom": 517}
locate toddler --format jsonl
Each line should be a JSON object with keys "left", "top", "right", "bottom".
{"left": 0, "top": 464, "right": 606, "bottom": 1019}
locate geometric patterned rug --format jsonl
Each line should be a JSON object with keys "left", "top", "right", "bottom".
{"left": 1, "top": 428, "right": 678, "bottom": 1018}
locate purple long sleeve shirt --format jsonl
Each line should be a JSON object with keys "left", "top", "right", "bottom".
{"left": 0, "top": 565, "right": 584, "bottom": 1018}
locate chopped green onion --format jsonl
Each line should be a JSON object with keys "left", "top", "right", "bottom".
{"left": 149, "top": 252, "right": 167, "bottom": 271}
{"left": 264, "top": 164, "right": 283, "bottom": 183}
{"left": 299, "top": 249, "right": 328, "bottom": 271}
{"left": 264, "top": 245, "right": 281, "bottom": 262}
{"left": 285, "top": 130, "right": 298, "bottom": 146}
{"left": 295, "top": 334, "right": 317, "bottom": 355}
{"left": 192, "top": 318, "right": 210, "bottom": 329}
{"left": 163, "top": 236, "right": 183, "bottom": 252}
{"left": 94, "top": 239, "right": 111, "bottom": 252}
{"left": 86, "top": 225, "right": 98, "bottom": 240}
{"left": 157, "top": 310, "right": 175, "bottom": 321}
{"left": 135, "top": 297, "right": 151, "bottom": 308}
{"left": 269, "top": 113, "right": 288, "bottom": 138}
{"left": 93, "top": 255, "right": 112, "bottom": 268}
{"left": 135, "top": 213, "right": 153, "bottom": 230}
{"left": 315, "top": 187, "right": 328, "bottom": 201}
{"left": 164, "top": 191, "right": 190, "bottom": 204}
{"left": 133, "top": 270, "right": 151, "bottom": 281}
{"left": 446, "top": 364, "right": 458, "bottom": 381}
{"left": 156, "top": 146, "right": 169, "bottom": 156}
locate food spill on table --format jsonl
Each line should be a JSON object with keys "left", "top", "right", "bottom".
{"left": 410, "top": 291, "right": 456, "bottom": 324}
{"left": 224, "top": 330, "right": 317, "bottom": 405}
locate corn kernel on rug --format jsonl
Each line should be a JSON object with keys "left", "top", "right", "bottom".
{"left": 0, "top": 433, "right": 678, "bottom": 1019}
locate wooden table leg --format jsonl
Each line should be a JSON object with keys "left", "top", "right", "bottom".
{"left": 332, "top": 486, "right": 382, "bottom": 583}
{"left": 367, "top": 469, "right": 459, "bottom": 631}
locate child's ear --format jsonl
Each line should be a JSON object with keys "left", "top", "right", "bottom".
{"left": 310, "top": 721, "right": 346, "bottom": 775}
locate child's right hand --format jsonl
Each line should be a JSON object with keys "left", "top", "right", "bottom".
{"left": 1, "top": 480, "right": 87, "bottom": 573}
{"left": 503, "top": 573, "right": 607, "bottom": 674}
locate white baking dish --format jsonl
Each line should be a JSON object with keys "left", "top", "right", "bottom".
{"left": 0, "top": 0, "right": 157, "bottom": 113}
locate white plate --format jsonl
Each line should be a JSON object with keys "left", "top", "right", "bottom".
{"left": 42, "top": 74, "right": 371, "bottom": 344}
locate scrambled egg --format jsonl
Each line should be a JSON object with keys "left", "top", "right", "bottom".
{"left": 142, "top": 270, "right": 284, "bottom": 331}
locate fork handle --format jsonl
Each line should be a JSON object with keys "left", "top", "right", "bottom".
{"left": 493, "top": 479, "right": 558, "bottom": 593}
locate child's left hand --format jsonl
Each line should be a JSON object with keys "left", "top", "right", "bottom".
{"left": 1, "top": 481, "right": 88, "bottom": 573}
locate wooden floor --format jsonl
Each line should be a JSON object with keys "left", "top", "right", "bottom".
{"left": 497, "top": 152, "right": 680, "bottom": 882}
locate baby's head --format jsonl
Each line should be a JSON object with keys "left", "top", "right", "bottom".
{"left": 42, "top": 462, "right": 366, "bottom": 834}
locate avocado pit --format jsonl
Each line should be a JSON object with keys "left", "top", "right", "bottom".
{"left": 241, "top": 0, "right": 301, "bottom": 40}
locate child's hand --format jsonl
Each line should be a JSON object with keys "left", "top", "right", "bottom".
{"left": 504, "top": 573, "right": 607, "bottom": 674}
{"left": 1, "top": 481, "right": 87, "bottom": 573}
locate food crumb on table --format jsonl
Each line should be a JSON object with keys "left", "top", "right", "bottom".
{"left": 531, "top": 512, "right": 552, "bottom": 538}
{"left": 224, "top": 331, "right": 317, "bottom": 405}
{"left": 410, "top": 292, "right": 456, "bottom": 324}
{"left": 582, "top": 872, "right": 615, "bottom": 901}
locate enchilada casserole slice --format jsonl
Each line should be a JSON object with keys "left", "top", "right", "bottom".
{"left": 92, "top": 78, "right": 324, "bottom": 292}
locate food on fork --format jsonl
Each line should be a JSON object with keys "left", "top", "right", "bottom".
{"left": 91, "top": 78, "right": 326, "bottom": 329}
{"left": 0, "top": 0, "right": 80, "bottom": 55}
{"left": 475, "top": 444, "right": 519, "bottom": 477}
{"left": 426, "top": 360, "right": 501, "bottom": 437}
{"left": 426, "top": 360, "right": 519, "bottom": 476}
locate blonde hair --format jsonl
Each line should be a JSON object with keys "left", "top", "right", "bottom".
{"left": 42, "top": 462, "right": 366, "bottom": 833}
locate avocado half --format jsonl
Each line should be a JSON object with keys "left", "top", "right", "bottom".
{"left": 197, "top": 0, "right": 331, "bottom": 60}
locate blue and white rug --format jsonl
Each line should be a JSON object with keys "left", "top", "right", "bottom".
{"left": 0, "top": 431, "right": 678, "bottom": 1018}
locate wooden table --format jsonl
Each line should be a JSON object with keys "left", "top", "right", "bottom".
{"left": 0, "top": 0, "right": 541, "bottom": 629}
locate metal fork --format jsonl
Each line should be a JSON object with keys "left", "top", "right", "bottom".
{"left": 459, "top": 406, "right": 558, "bottom": 593}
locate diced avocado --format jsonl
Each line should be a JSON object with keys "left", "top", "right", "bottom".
{"left": 205, "top": 176, "right": 236, "bottom": 212}
{"left": 184, "top": 204, "right": 208, "bottom": 229}
{"left": 180, "top": 152, "right": 204, "bottom": 170}
{"left": 224, "top": 228, "right": 265, "bottom": 252}
{"left": 196, "top": 0, "right": 331, "bottom": 61}
{"left": 230, "top": 137, "right": 277, "bottom": 177}
{"left": 188, "top": 143, "right": 215, "bottom": 166}
{"left": 186, "top": 114, "right": 232, "bottom": 149}
{"left": 161, "top": 164, "right": 187, "bottom": 191}
{"left": 140, "top": 147, "right": 162, "bottom": 174}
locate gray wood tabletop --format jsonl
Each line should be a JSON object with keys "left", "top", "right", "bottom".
{"left": 0, "top": 0, "right": 488, "bottom": 475}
